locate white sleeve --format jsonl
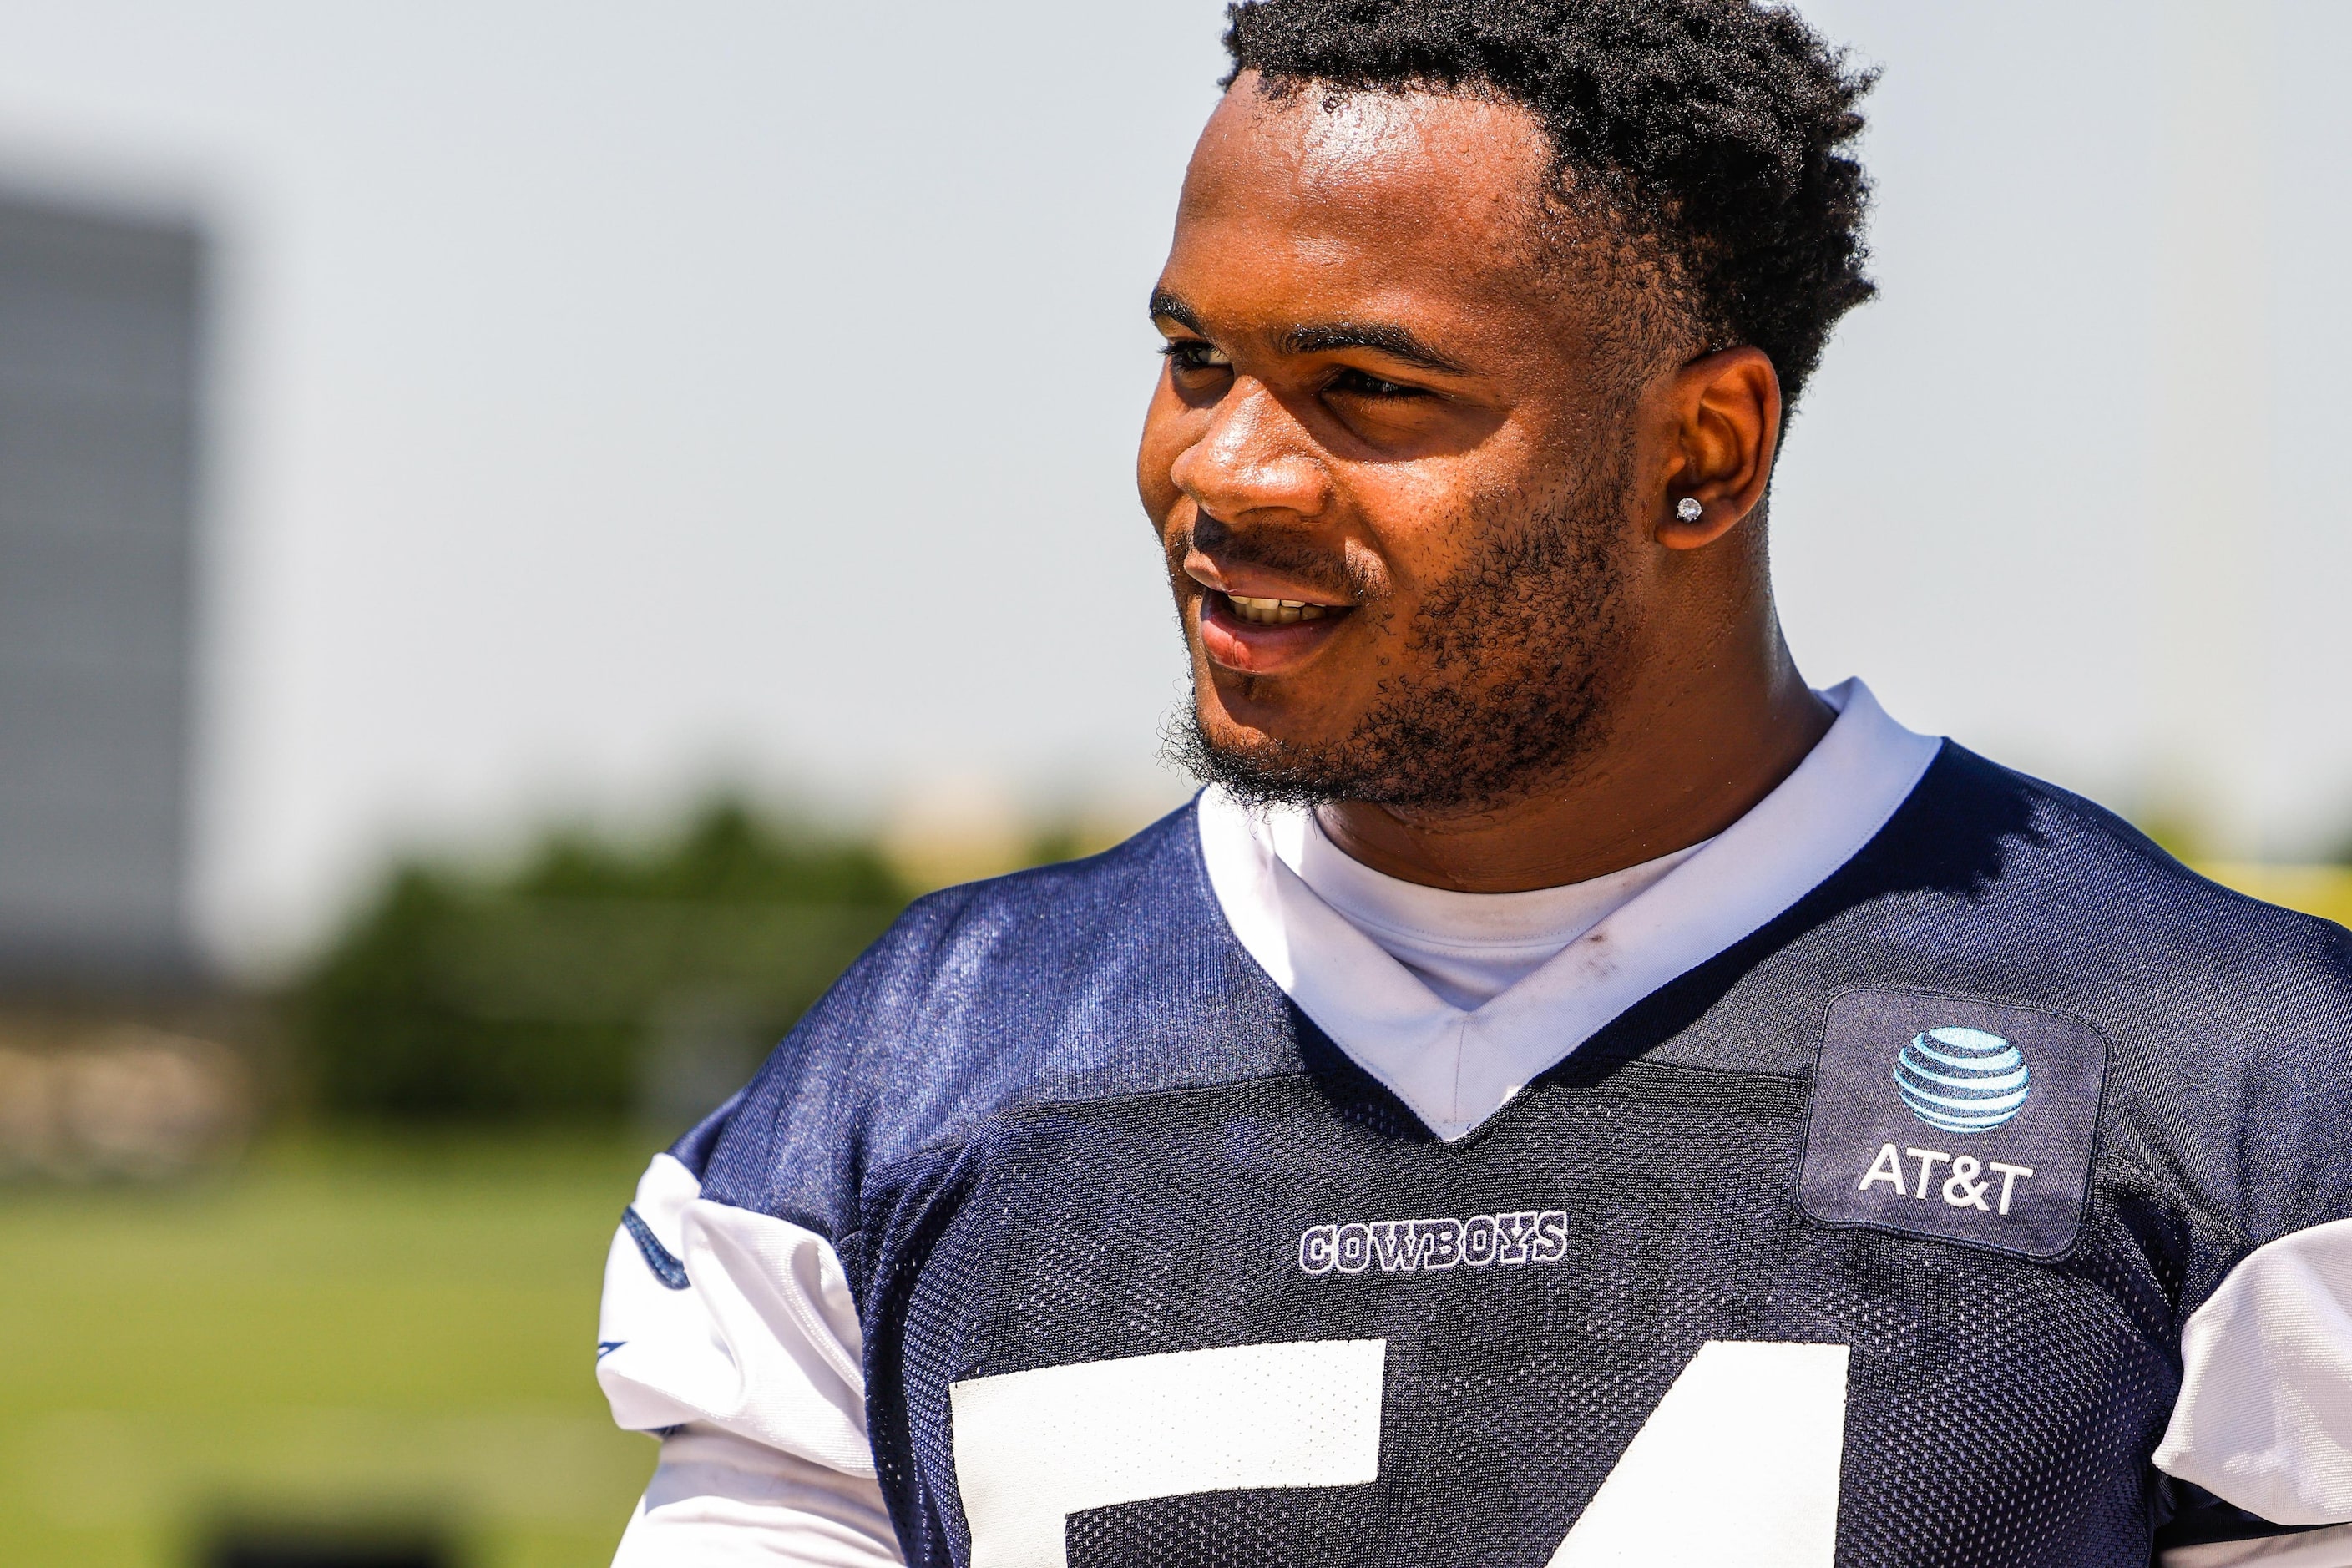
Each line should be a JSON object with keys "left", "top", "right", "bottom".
{"left": 2159, "top": 1522, "right": 2352, "bottom": 1567}
{"left": 2157, "top": 1216, "right": 2352, "bottom": 1526}
{"left": 598, "top": 1153, "right": 906, "bottom": 1565}
{"left": 614, "top": 1424, "right": 903, "bottom": 1567}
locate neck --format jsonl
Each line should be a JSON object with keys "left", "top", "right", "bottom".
{"left": 1317, "top": 621, "right": 1831, "bottom": 893}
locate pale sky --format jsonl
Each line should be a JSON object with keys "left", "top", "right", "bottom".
{"left": 0, "top": 0, "right": 2339, "bottom": 972}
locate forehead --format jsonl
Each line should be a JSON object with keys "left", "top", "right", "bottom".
{"left": 1165, "top": 79, "right": 1565, "bottom": 344}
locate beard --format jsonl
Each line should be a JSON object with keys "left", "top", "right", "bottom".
{"left": 1165, "top": 442, "right": 1636, "bottom": 815}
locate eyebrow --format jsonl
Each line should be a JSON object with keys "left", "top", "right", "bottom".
{"left": 1275, "top": 321, "right": 1469, "bottom": 375}
{"left": 1149, "top": 291, "right": 1206, "bottom": 336}
{"left": 1148, "top": 290, "right": 1470, "bottom": 377}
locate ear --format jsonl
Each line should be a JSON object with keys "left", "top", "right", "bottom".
{"left": 1654, "top": 346, "right": 1782, "bottom": 550}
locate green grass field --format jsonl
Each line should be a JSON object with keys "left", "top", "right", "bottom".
{"left": 0, "top": 1134, "right": 662, "bottom": 1567}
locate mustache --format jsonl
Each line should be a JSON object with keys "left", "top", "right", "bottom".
{"left": 1168, "top": 514, "right": 1374, "bottom": 604}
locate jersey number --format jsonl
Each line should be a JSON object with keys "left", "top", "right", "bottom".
{"left": 950, "top": 1337, "right": 1849, "bottom": 1568}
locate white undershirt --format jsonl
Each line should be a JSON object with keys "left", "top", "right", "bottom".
{"left": 1284, "top": 818, "right": 1710, "bottom": 1011}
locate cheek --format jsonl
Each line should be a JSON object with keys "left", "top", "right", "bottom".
{"left": 1136, "top": 385, "right": 1196, "bottom": 525}
{"left": 1374, "top": 411, "right": 1599, "bottom": 584}
{"left": 1344, "top": 468, "right": 1482, "bottom": 597}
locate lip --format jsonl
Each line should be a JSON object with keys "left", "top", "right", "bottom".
{"left": 1197, "top": 589, "right": 1349, "bottom": 675}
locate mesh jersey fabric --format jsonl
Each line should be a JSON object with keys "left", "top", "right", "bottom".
{"left": 647, "top": 744, "right": 2352, "bottom": 1567}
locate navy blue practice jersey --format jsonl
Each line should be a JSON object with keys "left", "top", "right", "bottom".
{"left": 613, "top": 744, "right": 2352, "bottom": 1566}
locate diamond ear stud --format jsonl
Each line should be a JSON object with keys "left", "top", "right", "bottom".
{"left": 1675, "top": 497, "right": 1704, "bottom": 523}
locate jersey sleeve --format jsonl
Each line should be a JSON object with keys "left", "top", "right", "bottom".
{"left": 596, "top": 1151, "right": 903, "bottom": 1563}
{"left": 2142, "top": 899, "right": 2352, "bottom": 1544}
{"left": 613, "top": 1425, "right": 903, "bottom": 1567}
{"left": 2155, "top": 1217, "right": 2352, "bottom": 1529}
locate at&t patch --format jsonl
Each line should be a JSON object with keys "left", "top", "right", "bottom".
{"left": 1798, "top": 989, "right": 2107, "bottom": 1258}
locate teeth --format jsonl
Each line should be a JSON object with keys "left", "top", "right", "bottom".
{"left": 1227, "top": 594, "right": 1330, "bottom": 626}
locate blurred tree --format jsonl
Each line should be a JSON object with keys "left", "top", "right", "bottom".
{"left": 289, "top": 801, "right": 911, "bottom": 1125}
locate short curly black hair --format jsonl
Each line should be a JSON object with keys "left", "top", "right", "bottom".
{"left": 1222, "top": 0, "right": 1876, "bottom": 407}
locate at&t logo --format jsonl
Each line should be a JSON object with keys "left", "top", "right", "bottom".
{"left": 1894, "top": 1026, "right": 2030, "bottom": 1133}
{"left": 1858, "top": 1024, "right": 2038, "bottom": 1218}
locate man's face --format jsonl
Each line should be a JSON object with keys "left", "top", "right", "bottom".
{"left": 1139, "top": 78, "right": 1658, "bottom": 811}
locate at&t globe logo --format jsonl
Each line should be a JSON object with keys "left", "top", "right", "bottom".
{"left": 1894, "top": 1026, "right": 2030, "bottom": 1134}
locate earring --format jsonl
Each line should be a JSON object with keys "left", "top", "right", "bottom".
{"left": 1675, "top": 498, "right": 1704, "bottom": 523}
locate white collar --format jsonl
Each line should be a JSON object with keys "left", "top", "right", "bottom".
{"left": 1287, "top": 810, "right": 1709, "bottom": 955}
{"left": 1196, "top": 678, "right": 1943, "bottom": 1141}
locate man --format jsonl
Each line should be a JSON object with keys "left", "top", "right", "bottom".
{"left": 597, "top": 3, "right": 2352, "bottom": 1564}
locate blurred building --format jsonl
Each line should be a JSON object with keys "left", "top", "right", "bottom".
{"left": 0, "top": 190, "right": 204, "bottom": 989}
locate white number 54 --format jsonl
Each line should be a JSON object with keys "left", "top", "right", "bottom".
{"left": 950, "top": 1337, "right": 1849, "bottom": 1568}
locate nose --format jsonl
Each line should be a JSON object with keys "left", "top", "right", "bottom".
{"left": 1166, "top": 379, "right": 1329, "bottom": 524}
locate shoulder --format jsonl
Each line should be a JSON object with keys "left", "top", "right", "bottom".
{"left": 680, "top": 799, "right": 1297, "bottom": 1238}
{"left": 1859, "top": 741, "right": 2349, "bottom": 993}
{"left": 1872, "top": 744, "right": 2352, "bottom": 1254}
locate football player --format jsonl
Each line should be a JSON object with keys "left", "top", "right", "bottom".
{"left": 596, "top": 2, "right": 2352, "bottom": 1564}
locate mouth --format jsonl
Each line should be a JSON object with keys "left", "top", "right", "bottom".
{"left": 1223, "top": 594, "right": 1332, "bottom": 626}
{"left": 1197, "top": 589, "right": 1351, "bottom": 676}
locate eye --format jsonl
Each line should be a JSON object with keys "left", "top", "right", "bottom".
{"left": 1327, "top": 367, "right": 1421, "bottom": 399}
{"left": 1161, "top": 339, "right": 1232, "bottom": 374}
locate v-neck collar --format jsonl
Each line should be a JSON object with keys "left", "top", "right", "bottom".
{"left": 1196, "top": 679, "right": 1944, "bottom": 1141}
